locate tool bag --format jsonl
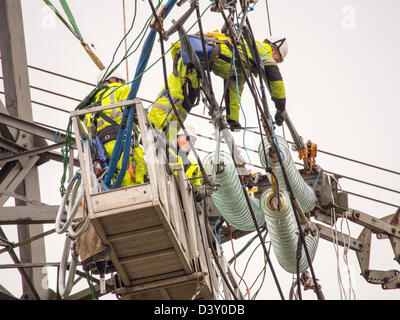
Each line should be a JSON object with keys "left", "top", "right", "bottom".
{"left": 180, "top": 35, "right": 216, "bottom": 65}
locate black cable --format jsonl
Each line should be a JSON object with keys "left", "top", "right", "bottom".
{"left": 252, "top": 87, "right": 281, "bottom": 210}
{"left": 215, "top": 5, "right": 269, "bottom": 130}
{"left": 227, "top": 147, "right": 285, "bottom": 300}
{"left": 193, "top": 201, "right": 217, "bottom": 299}
{"left": 238, "top": 229, "right": 268, "bottom": 286}
{"left": 148, "top": 8, "right": 241, "bottom": 299}
{"left": 184, "top": 2, "right": 286, "bottom": 299}
{"left": 152, "top": 15, "right": 211, "bottom": 189}
{"left": 195, "top": 5, "right": 213, "bottom": 87}
{"left": 184, "top": 122, "right": 400, "bottom": 206}
{"left": 243, "top": 16, "right": 324, "bottom": 301}
{"left": 201, "top": 199, "right": 239, "bottom": 300}
{"left": 234, "top": 18, "right": 289, "bottom": 250}
{"left": 265, "top": 0, "right": 272, "bottom": 36}
{"left": 296, "top": 236, "right": 303, "bottom": 300}
{"left": 147, "top": 12, "right": 240, "bottom": 301}
{"left": 216, "top": 3, "right": 323, "bottom": 300}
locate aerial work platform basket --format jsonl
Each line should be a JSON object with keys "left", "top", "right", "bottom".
{"left": 69, "top": 99, "right": 242, "bottom": 300}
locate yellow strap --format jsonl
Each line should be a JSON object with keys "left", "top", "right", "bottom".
{"left": 271, "top": 173, "right": 278, "bottom": 196}
{"left": 247, "top": 187, "right": 258, "bottom": 194}
{"left": 81, "top": 42, "right": 105, "bottom": 70}
{"left": 185, "top": 163, "right": 199, "bottom": 178}
{"left": 205, "top": 30, "right": 231, "bottom": 43}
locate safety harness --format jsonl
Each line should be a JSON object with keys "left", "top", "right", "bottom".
{"left": 167, "top": 143, "right": 201, "bottom": 186}
{"left": 87, "top": 84, "right": 141, "bottom": 182}
{"left": 171, "top": 31, "right": 263, "bottom": 116}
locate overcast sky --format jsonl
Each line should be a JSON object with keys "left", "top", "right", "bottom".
{"left": 0, "top": 0, "right": 399, "bottom": 300}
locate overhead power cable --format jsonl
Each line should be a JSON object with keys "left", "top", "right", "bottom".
{"left": 183, "top": 107, "right": 400, "bottom": 176}
{"left": 215, "top": 3, "right": 323, "bottom": 299}
{"left": 33, "top": 121, "right": 70, "bottom": 135}
{"left": 27, "top": 64, "right": 95, "bottom": 87}
{"left": 0, "top": 90, "right": 75, "bottom": 114}
{"left": 343, "top": 190, "right": 399, "bottom": 208}
{"left": 195, "top": 129, "right": 400, "bottom": 195}
{"left": 312, "top": 148, "right": 400, "bottom": 176}
{"left": 211, "top": 5, "right": 287, "bottom": 300}
{"left": 31, "top": 100, "right": 72, "bottom": 114}
{"left": 3, "top": 86, "right": 398, "bottom": 203}
{"left": 264, "top": 0, "right": 272, "bottom": 36}
{"left": 147, "top": 0, "right": 285, "bottom": 300}
{"left": 29, "top": 85, "right": 81, "bottom": 102}
{"left": 0, "top": 58, "right": 96, "bottom": 87}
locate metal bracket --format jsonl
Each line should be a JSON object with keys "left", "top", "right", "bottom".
{"left": 363, "top": 269, "right": 400, "bottom": 289}
{"left": 382, "top": 210, "right": 400, "bottom": 263}
{"left": 149, "top": 3, "right": 168, "bottom": 40}
{"left": 165, "top": 0, "right": 197, "bottom": 37}
{"left": 356, "top": 209, "right": 400, "bottom": 290}
{"left": 349, "top": 209, "right": 400, "bottom": 240}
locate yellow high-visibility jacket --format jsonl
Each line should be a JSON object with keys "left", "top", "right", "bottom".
{"left": 168, "top": 32, "right": 286, "bottom": 121}
{"left": 83, "top": 82, "right": 148, "bottom": 186}
{"left": 167, "top": 145, "right": 202, "bottom": 188}
{"left": 211, "top": 36, "right": 286, "bottom": 119}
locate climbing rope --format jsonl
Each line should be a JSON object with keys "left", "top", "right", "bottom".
{"left": 55, "top": 171, "right": 85, "bottom": 235}
{"left": 58, "top": 235, "right": 78, "bottom": 298}
{"left": 55, "top": 169, "right": 100, "bottom": 298}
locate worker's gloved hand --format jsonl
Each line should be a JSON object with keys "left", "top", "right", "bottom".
{"left": 227, "top": 119, "right": 242, "bottom": 132}
{"left": 194, "top": 188, "right": 205, "bottom": 202}
{"left": 274, "top": 111, "right": 285, "bottom": 126}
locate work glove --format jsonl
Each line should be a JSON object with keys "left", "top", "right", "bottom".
{"left": 227, "top": 119, "right": 242, "bottom": 132}
{"left": 194, "top": 188, "right": 205, "bottom": 202}
{"left": 274, "top": 111, "right": 285, "bottom": 126}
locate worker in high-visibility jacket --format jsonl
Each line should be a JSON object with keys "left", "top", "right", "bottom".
{"left": 83, "top": 70, "right": 148, "bottom": 187}
{"left": 147, "top": 31, "right": 288, "bottom": 139}
{"left": 167, "top": 126, "right": 204, "bottom": 202}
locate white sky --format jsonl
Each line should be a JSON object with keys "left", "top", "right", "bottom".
{"left": 0, "top": 0, "right": 399, "bottom": 300}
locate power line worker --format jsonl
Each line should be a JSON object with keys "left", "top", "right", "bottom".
{"left": 83, "top": 69, "right": 148, "bottom": 187}
{"left": 167, "top": 126, "right": 205, "bottom": 202}
{"left": 147, "top": 31, "right": 288, "bottom": 138}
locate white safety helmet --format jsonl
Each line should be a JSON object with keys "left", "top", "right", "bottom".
{"left": 177, "top": 125, "right": 197, "bottom": 144}
{"left": 264, "top": 36, "right": 288, "bottom": 61}
{"left": 97, "top": 68, "right": 126, "bottom": 84}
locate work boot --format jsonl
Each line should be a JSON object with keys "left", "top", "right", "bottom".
{"left": 274, "top": 111, "right": 285, "bottom": 126}
{"left": 227, "top": 119, "right": 242, "bottom": 132}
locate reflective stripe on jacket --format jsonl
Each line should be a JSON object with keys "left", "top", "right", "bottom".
{"left": 83, "top": 82, "right": 148, "bottom": 186}
{"left": 83, "top": 82, "right": 131, "bottom": 135}
{"left": 168, "top": 146, "right": 202, "bottom": 188}
{"left": 213, "top": 39, "right": 286, "bottom": 118}
{"left": 147, "top": 56, "right": 201, "bottom": 141}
